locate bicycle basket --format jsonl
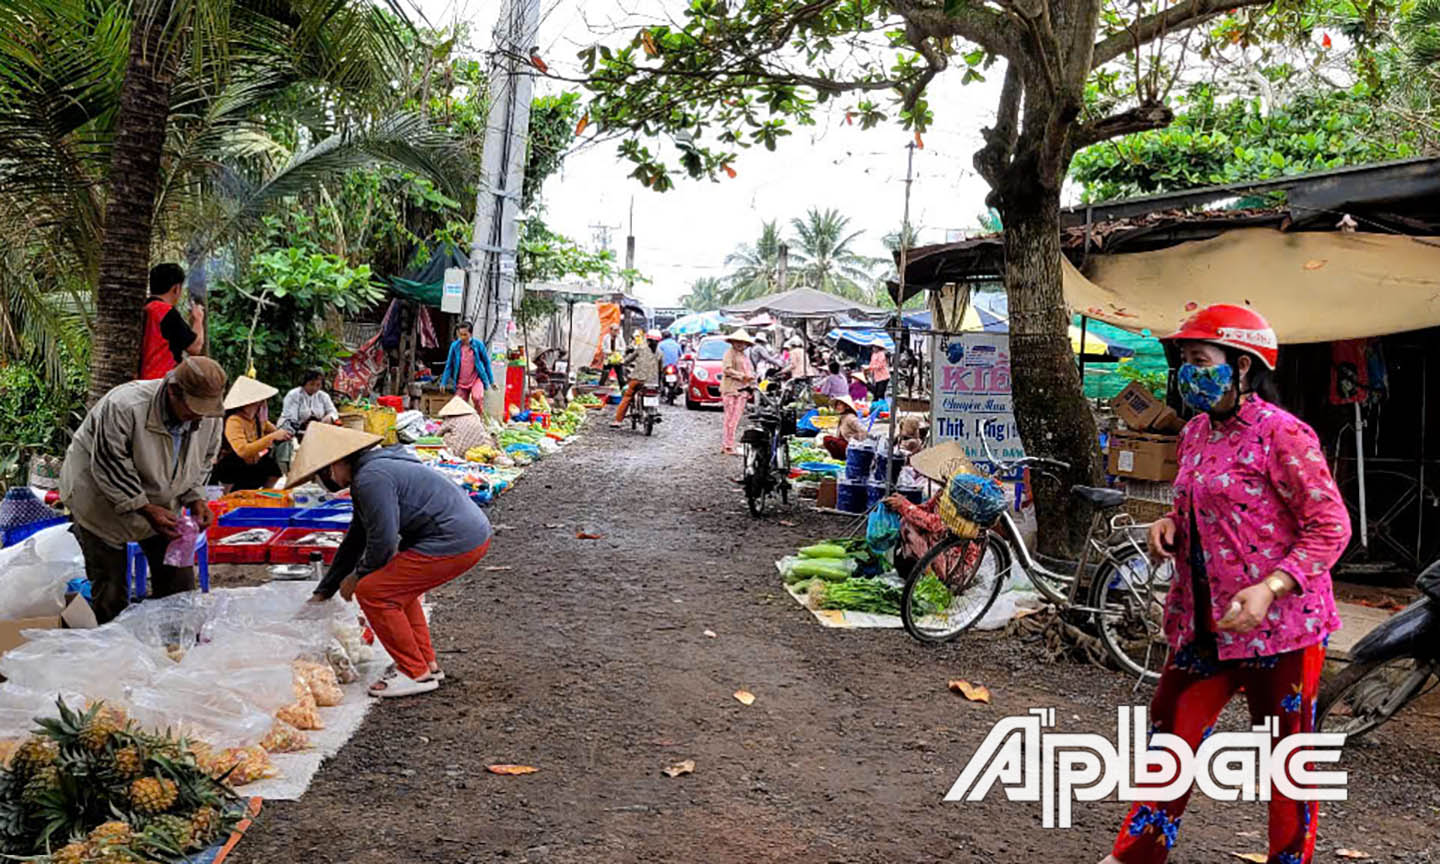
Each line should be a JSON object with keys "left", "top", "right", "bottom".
{"left": 939, "top": 472, "right": 1007, "bottom": 536}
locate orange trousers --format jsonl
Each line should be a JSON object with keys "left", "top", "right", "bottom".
{"left": 355, "top": 540, "right": 489, "bottom": 679}
{"left": 614, "top": 379, "right": 642, "bottom": 422}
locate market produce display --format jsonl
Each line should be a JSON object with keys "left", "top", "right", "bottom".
{"left": 0, "top": 699, "right": 243, "bottom": 862}
{"left": 777, "top": 536, "right": 903, "bottom": 615}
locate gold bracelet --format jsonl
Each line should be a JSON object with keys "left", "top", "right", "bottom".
{"left": 1264, "top": 574, "right": 1288, "bottom": 598}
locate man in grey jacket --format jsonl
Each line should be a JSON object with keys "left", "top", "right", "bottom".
{"left": 61, "top": 356, "right": 227, "bottom": 623}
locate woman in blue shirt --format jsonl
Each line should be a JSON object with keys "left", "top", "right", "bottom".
{"left": 439, "top": 321, "right": 495, "bottom": 409}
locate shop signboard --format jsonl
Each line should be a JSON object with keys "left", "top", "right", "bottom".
{"left": 930, "top": 331, "right": 1027, "bottom": 475}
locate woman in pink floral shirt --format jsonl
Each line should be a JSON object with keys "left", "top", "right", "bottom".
{"left": 1101, "top": 305, "right": 1350, "bottom": 864}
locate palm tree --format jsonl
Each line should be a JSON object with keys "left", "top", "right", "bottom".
{"left": 724, "top": 220, "right": 788, "bottom": 302}
{"left": 680, "top": 277, "right": 728, "bottom": 312}
{"left": 788, "top": 208, "right": 882, "bottom": 301}
{"left": 0, "top": 0, "right": 417, "bottom": 399}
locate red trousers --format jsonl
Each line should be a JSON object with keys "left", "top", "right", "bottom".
{"left": 355, "top": 540, "right": 489, "bottom": 679}
{"left": 1112, "top": 641, "right": 1326, "bottom": 864}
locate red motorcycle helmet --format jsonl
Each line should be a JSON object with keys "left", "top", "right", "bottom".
{"left": 1161, "top": 304, "right": 1278, "bottom": 370}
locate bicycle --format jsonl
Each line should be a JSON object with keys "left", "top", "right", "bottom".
{"left": 899, "top": 446, "right": 1172, "bottom": 682}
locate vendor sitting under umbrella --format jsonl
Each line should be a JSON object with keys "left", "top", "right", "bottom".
{"left": 820, "top": 396, "right": 868, "bottom": 460}
{"left": 296, "top": 423, "right": 493, "bottom": 699}
{"left": 214, "top": 375, "right": 292, "bottom": 491}
{"left": 435, "top": 396, "right": 495, "bottom": 459}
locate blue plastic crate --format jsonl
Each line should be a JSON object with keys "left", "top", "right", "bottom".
{"left": 218, "top": 506, "right": 301, "bottom": 528}
{"left": 291, "top": 509, "right": 352, "bottom": 530}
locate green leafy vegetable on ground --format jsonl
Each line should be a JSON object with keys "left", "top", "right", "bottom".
{"left": 818, "top": 578, "right": 902, "bottom": 615}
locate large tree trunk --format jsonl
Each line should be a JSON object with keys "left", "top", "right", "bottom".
{"left": 89, "top": 2, "right": 177, "bottom": 403}
{"left": 1002, "top": 186, "right": 1103, "bottom": 557}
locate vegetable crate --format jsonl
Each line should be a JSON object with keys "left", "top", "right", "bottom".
{"left": 268, "top": 527, "right": 345, "bottom": 565}
{"left": 207, "top": 525, "right": 279, "bottom": 564}
{"left": 219, "top": 507, "right": 302, "bottom": 528}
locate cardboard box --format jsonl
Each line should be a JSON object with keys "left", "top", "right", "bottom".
{"left": 0, "top": 595, "right": 97, "bottom": 660}
{"left": 816, "top": 478, "right": 838, "bottom": 510}
{"left": 1150, "top": 405, "right": 1185, "bottom": 435}
{"left": 1107, "top": 430, "right": 1179, "bottom": 482}
{"left": 419, "top": 390, "right": 452, "bottom": 416}
{"left": 1111, "top": 381, "right": 1166, "bottom": 431}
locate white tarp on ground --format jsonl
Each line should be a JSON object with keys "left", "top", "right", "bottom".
{"left": 782, "top": 565, "right": 1046, "bottom": 631}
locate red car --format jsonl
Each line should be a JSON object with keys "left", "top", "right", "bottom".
{"left": 684, "top": 337, "right": 730, "bottom": 409}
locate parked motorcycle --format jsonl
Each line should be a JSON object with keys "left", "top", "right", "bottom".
{"left": 662, "top": 364, "right": 681, "bottom": 405}
{"left": 1316, "top": 562, "right": 1440, "bottom": 739}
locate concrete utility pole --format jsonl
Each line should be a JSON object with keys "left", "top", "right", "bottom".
{"left": 467, "top": 0, "right": 540, "bottom": 418}
{"left": 777, "top": 243, "right": 789, "bottom": 292}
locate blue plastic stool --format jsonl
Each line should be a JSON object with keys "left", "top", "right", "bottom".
{"left": 126, "top": 532, "right": 209, "bottom": 601}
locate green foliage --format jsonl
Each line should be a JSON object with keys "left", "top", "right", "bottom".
{"left": 517, "top": 216, "right": 619, "bottom": 284}
{"left": 207, "top": 248, "right": 383, "bottom": 394}
{"left": 724, "top": 221, "right": 790, "bottom": 302}
{"left": 1071, "top": 82, "right": 1420, "bottom": 202}
{"left": 523, "top": 93, "right": 584, "bottom": 210}
{"left": 1115, "top": 363, "right": 1169, "bottom": 398}
{"left": 680, "top": 277, "right": 728, "bottom": 312}
{"left": 0, "top": 354, "right": 86, "bottom": 488}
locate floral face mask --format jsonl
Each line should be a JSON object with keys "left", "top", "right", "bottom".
{"left": 1176, "top": 362, "right": 1234, "bottom": 414}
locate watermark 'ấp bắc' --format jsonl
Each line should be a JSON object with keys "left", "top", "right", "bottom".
{"left": 944, "top": 707, "right": 1346, "bottom": 828}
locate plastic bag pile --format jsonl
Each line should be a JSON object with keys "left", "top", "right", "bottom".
{"left": 0, "top": 526, "right": 85, "bottom": 618}
{"left": 0, "top": 582, "right": 378, "bottom": 785}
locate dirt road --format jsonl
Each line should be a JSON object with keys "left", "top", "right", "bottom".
{"left": 233, "top": 405, "right": 1440, "bottom": 863}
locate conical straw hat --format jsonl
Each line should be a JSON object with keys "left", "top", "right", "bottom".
{"left": 908, "top": 440, "right": 978, "bottom": 482}
{"left": 723, "top": 329, "right": 755, "bottom": 345}
{"left": 222, "top": 375, "right": 279, "bottom": 411}
{"left": 436, "top": 396, "right": 476, "bottom": 417}
{"left": 284, "top": 422, "right": 382, "bottom": 489}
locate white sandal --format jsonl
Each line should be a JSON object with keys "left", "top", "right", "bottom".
{"left": 369, "top": 673, "right": 438, "bottom": 698}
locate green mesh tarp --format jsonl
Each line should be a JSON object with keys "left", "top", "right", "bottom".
{"left": 1076, "top": 316, "right": 1169, "bottom": 400}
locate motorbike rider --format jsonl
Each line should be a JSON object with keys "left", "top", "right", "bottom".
{"left": 612, "top": 330, "right": 661, "bottom": 428}
{"left": 656, "top": 329, "right": 682, "bottom": 369}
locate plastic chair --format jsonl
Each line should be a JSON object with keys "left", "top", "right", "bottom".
{"left": 126, "top": 532, "right": 209, "bottom": 601}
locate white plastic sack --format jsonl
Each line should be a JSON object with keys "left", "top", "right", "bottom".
{"left": 0, "top": 528, "right": 81, "bottom": 618}
{"left": 974, "top": 590, "right": 1047, "bottom": 631}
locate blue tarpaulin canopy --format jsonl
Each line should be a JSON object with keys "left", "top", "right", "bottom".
{"left": 827, "top": 326, "right": 895, "bottom": 351}
{"left": 670, "top": 310, "right": 732, "bottom": 336}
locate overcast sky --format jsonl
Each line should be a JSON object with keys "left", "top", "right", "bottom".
{"left": 414, "top": 0, "right": 1004, "bottom": 307}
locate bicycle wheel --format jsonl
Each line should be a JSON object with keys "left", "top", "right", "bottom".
{"left": 1088, "top": 551, "right": 1172, "bottom": 682}
{"left": 900, "top": 534, "right": 1009, "bottom": 643}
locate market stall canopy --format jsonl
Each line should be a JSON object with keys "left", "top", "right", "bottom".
{"left": 827, "top": 326, "right": 894, "bottom": 351}
{"left": 1066, "top": 228, "right": 1440, "bottom": 343}
{"left": 527, "top": 281, "right": 617, "bottom": 302}
{"left": 722, "top": 287, "right": 886, "bottom": 320}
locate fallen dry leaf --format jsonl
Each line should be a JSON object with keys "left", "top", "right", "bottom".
{"left": 486, "top": 764, "right": 538, "bottom": 776}
{"left": 1336, "top": 851, "right": 1372, "bottom": 860}
{"left": 948, "top": 680, "right": 992, "bottom": 704}
{"left": 733, "top": 689, "right": 756, "bottom": 706}
{"left": 703, "top": 629, "right": 717, "bottom": 638}
{"left": 576, "top": 531, "right": 604, "bottom": 540}
{"left": 661, "top": 759, "right": 695, "bottom": 778}
{"left": 1304, "top": 258, "right": 1329, "bottom": 271}
{"left": 1231, "top": 854, "right": 1267, "bottom": 863}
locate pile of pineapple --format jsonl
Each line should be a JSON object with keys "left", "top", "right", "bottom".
{"left": 0, "top": 700, "right": 240, "bottom": 864}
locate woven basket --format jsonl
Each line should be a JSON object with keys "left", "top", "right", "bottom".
{"left": 938, "top": 494, "right": 986, "bottom": 539}
{"left": 338, "top": 412, "right": 366, "bottom": 431}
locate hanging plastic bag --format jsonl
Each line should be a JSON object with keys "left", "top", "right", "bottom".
{"left": 163, "top": 509, "right": 199, "bottom": 567}
{"left": 866, "top": 504, "right": 901, "bottom": 555}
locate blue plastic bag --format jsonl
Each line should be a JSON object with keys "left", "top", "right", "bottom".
{"left": 866, "top": 504, "right": 901, "bottom": 554}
